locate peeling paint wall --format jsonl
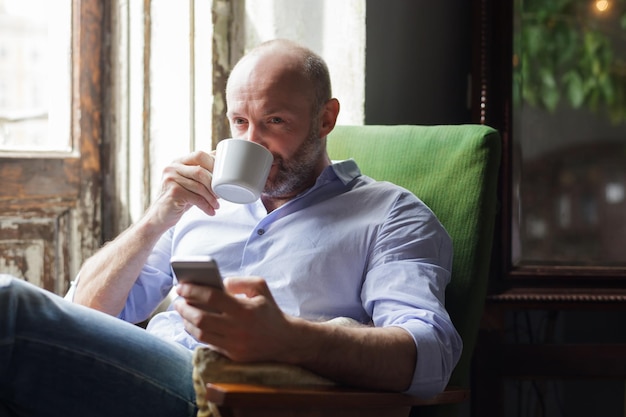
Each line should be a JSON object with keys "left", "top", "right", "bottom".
{"left": 0, "top": 239, "right": 44, "bottom": 287}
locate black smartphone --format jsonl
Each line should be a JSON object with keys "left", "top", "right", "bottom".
{"left": 170, "top": 255, "right": 224, "bottom": 289}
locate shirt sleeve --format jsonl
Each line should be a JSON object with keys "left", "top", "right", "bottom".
{"left": 361, "top": 190, "right": 462, "bottom": 398}
{"left": 117, "top": 228, "right": 176, "bottom": 324}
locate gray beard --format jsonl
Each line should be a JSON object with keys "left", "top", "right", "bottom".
{"left": 262, "top": 128, "right": 324, "bottom": 198}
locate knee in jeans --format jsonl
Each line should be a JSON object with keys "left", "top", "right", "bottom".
{"left": 0, "top": 274, "right": 38, "bottom": 306}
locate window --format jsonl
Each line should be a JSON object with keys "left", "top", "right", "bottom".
{"left": 0, "top": 0, "right": 102, "bottom": 293}
{"left": 476, "top": 0, "right": 626, "bottom": 285}
{"left": 0, "top": 0, "right": 72, "bottom": 152}
{"left": 513, "top": 0, "right": 626, "bottom": 268}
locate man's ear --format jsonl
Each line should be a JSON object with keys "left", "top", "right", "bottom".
{"left": 319, "top": 98, "right": 340, "bottom": 137}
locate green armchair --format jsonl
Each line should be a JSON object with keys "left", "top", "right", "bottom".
{"left": 201, "top": 124, "right": 501, "bottom": 417}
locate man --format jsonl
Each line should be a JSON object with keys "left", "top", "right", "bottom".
{"left": 0, "top": 39, "right": 461, "bottom": 416}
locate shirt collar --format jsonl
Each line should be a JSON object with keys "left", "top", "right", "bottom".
{"left": 307, "top": 159, "right": 361, "bottom": 193}
{"left": 325, "top": 159, "right": 361, "bottom": 185}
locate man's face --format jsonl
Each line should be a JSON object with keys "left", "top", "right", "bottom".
{"left": 225, "top": 55, "right": 326, "bottom": 199}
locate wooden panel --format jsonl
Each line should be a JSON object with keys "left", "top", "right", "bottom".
{"left": 498, "top": 344, "right": 626, "bottom": 379}
{"left": 0, "top": 209, "right": 72, "bottom": 294}
{"left": 216, "top": 407, "right": 409, "bottom": 417}
{"left": 0, "top": 157, "right": 80, "bottom": 207}
{"left": 205, "top": 383, "right": 469, "bottom": 417}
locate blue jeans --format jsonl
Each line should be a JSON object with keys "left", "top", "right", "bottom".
{"left": 0, "top": 275, "right": 197, "bottom": 417}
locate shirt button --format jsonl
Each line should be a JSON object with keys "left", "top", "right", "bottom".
{"left": 257, "top": 229, "right": 265, "bottom": 235}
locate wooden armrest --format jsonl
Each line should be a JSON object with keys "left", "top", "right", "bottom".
{"left": 206, "top": 383, "right": 469, "bottom": 407}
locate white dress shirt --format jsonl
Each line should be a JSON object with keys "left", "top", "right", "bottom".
{"left": 118, "top": 159, "right": 462, "bottom": 398}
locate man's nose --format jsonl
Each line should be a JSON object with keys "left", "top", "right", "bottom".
{"left": 243, "top": 125, "right": 266, "bottom": 147}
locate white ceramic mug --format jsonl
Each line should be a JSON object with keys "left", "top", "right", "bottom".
{"left": 211, "top": 139, "right": 273, "bottom": 204}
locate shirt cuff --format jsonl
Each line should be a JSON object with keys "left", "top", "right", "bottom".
{"left": 395, "top": 321, "right": 461, "bottom": 398}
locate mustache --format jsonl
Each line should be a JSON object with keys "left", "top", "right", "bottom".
{"left": 271, "top": 154, "right": 287, "bottom": 169}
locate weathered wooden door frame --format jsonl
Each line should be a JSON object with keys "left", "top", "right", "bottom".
{"left": 0, "top": 0, "right": 104, "bottom": 294}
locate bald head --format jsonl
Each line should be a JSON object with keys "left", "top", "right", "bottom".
{"left": 227, "top": 39, "right": 332, "bottom": 116}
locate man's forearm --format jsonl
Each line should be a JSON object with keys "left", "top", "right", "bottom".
{"left": 287, "top": 319, "right": 416, "bottom": 392}
{"left": 73, "top": 216, "right": 166, "bottom": 316}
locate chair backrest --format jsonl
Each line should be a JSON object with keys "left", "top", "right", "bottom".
{"left": 327, "top": 124, "right": 501, "bottom": 391}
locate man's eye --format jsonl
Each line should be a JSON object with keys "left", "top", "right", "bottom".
{"left": 269, "top": 117, "right": 283, "bottom": 124}
{"left": 233, "top": 118, "right": 247, "bottom": 125}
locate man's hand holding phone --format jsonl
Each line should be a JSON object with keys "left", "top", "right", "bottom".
{"left": 172, "top": 255, "right": 230, "bottom": 341}
{"left": 172, "top": 258, "right": 298, "bottom": 363}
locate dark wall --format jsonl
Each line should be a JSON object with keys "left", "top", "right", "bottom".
{"left": 365, "top": 0, "right": 472, "bottom": 125}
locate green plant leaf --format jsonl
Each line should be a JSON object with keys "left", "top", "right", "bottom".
{"left": 564, "top": 71, "right": 584, "bottom": 108}
{"left": 514, "top": 0, "right": 626, "bottom": 123}
{"left": 542, "top": 83, "right": 560, "bottom": 111}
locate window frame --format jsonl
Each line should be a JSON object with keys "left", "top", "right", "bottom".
{"left": 473, "top": 0, "right": 626, "bottom": 293}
